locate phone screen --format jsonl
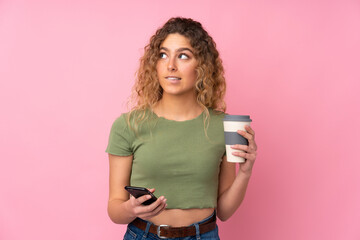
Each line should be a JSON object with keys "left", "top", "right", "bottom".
{"left": 124, "top": 186, "right": 157, "bottom": 205}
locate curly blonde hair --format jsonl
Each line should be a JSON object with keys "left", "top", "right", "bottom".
{"left": 127, "top": 17, "right": 226, "bottom": 130}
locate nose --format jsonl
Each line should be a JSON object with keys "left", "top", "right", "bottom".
{"left": 167, "top": 56, "right": 177, "bottom": 71}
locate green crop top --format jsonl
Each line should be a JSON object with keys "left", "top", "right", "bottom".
{"left": 105, "top": 109, "right": 226, "bottom": 209}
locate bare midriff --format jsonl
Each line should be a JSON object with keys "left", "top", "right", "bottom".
{"left": 148, "top": 208, "right": 215, "bottom": 227}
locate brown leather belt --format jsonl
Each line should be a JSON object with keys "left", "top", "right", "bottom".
{"left": 130, "top": 213, "right": 216, "bottom": 239}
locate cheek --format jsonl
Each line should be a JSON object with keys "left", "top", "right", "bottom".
{"left": 156, "top": 63, "right": 163, "bottom": 78}
{"left": 182, "top": 62, "right": 195, "bottom": 73}
{"left": 188, "top": 65, "right": 198, "bottom": 79}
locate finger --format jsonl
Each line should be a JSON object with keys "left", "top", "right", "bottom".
{"left": 252, "top": 143, "right": 258, "bottom": 151}
{"left": 140, "top": 203, "right": 166, "bottom": 219}
{"left": 244, "top": 125, "right": 255, "bottom": 138}
{"left": 231, "top": 144, "right": 249, "bottom": 151}
{"left": 231, "top": 142, "right": 257, "bottom": 153}
{"left": 232, "top": 151, "right": 256, "bottom": 161}
{"left": 237, "top": 130, "right": 254, "bottom": 142}
{"left": 148, "top": 188, "right": 155, "bottom": 193}
{"left": 231, "top": 144, "right": 257, "bottom": 154}
{"left": 134, "top": 196, "right": 165, "bottom": 216}
{"left": 247, "top": 142, "right": 257, "bottom": 152}
{"left": 148, "top": 201, "right": 167, "bottom": 217}
{"left": 136, "top": 194, "right": 154, "bottom": 205}
{"left": 139, "top": 197, "right": 166, "bottom": 219}
{"left": 154, "top": 202, "right": 167, "bottom": 216}
{"left": 145, "top": 196, "right": 166, "bottom": 211}
{"left": 232, "top": 151, "right": 246, "bottom": 158}
{"left": 236, "top": 130, "right": 256, "bottom": 150}
{"left": 129, "top": 194, "right": 138, "bottom": 203}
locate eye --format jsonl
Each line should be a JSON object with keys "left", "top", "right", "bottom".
{"left": 159, "top": 52, "right": 167, "bottom": 59}
{"left": 179, "top": 53, "right": 189, "bottom": 60}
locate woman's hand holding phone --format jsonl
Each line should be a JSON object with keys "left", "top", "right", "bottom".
{"left": 126, "top": 188, "right": 167, "bottom": 220}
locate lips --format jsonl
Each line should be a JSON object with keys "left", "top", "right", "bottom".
{"left": 165, "top": 76, "right": 181, "bottom": 80}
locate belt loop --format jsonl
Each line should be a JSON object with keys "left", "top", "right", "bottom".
{"left": 142, "top": 221, "right": 151, "bottom": 239}
{"left": 195, "top": 223, "right": 201, "bottom": 240}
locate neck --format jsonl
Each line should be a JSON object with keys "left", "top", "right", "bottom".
{"left": 154, "top": 93, "right": 203, "bottom": 121}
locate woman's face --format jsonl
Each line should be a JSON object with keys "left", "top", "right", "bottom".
{"left": 156, "top": 33, "right": 198, "bottom": 98}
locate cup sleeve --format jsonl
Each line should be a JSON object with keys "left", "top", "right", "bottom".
{"left": 105, "top": 115, "right": 133, "bottom": 156}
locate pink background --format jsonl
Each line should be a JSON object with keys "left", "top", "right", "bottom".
{"left": 1, "top": 0, "right": 359, "bottom": 239}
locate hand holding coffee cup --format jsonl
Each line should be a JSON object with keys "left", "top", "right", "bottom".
{"left": 223, "top": 115, "right": 252, "bottom": 163}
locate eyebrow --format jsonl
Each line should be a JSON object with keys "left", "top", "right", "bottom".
{"left": 160, "top": 47, "right": 194, "bottom": 54}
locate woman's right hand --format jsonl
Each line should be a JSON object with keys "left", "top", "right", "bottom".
{"left": 126, "top": 188, "right": 167, "bottom": 220}
{"left": 108, "top": 154, "right": 166, "bottom": 224}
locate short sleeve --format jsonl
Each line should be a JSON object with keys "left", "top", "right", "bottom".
{"left": 105, "top": 114, "right": 134, "bottom": 156}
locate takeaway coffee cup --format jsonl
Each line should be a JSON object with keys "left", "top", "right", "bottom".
{"left": 223, "top": 115, "right": 252, "bottom": 163}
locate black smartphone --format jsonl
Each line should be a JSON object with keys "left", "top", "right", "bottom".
{"left": 124, "top": 186, "right": 158, "bottom": 205}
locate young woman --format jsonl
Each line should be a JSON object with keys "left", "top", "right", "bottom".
{"left": 106, "top": 17, "right": 258, "bottom": 240}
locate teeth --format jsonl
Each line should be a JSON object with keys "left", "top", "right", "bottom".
{"left": 166, "top": 77, "right": 181, "bottom": 80}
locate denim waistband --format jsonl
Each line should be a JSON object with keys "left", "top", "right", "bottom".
{"left": 127, "top": 210, "right": 218, "bottom": 239}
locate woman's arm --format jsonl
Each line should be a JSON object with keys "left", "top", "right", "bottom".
{"left": 216, "top": 159, "right": 251, "bottom": 221}
{"left": 107, "top": 154, "right": 167, "bottom": 224}
{"left": 216, "top": 125, "right": 257, "bottom": 221}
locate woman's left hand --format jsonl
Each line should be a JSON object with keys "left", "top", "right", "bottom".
{"left": 230, "top": 125, "right": 258, "bottom": 176}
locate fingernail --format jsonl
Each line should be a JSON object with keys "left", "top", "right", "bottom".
{"left": 146, "top": 195, "right": 151, "bottom": 199}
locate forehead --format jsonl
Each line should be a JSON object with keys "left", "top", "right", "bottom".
{"left": 160, "top": 33, "right": 193, "bottom": 49}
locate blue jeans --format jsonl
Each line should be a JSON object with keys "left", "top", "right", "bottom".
{"left": 123, "top": 211, "right": 220, "bottom": 240}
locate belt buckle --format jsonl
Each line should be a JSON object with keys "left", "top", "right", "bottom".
{"left": 157, "top": 224, "right": 170, "bottom": 239}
